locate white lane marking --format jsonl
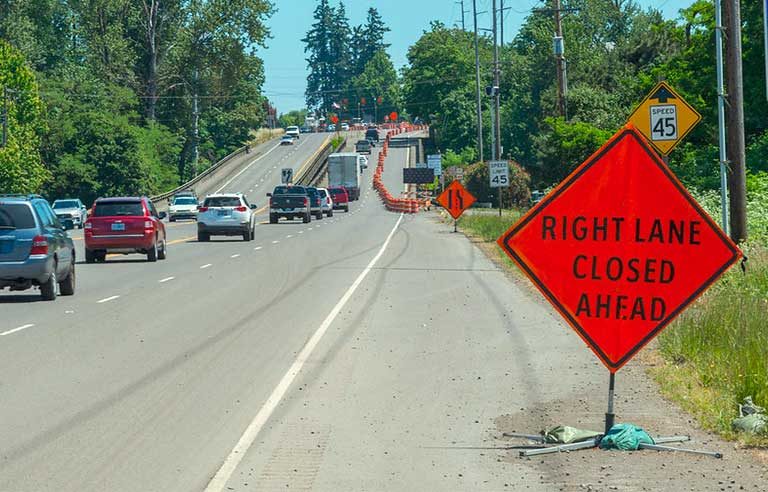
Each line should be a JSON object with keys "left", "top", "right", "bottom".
{"left": 231, "top": 254, "right": 241, "bottom": 258}
{"left": 254, "top": 246, "right": 263, "bottom": 251}
{"left": 272, "top": 240, "right": 280, "bottom": 244}
{"left": 286, "top": 235, "right": 293, "bottom": 239}
{"left": 215, "top": 143, "right": 281, "bottom": 193}
{"left": 203, "top": 213, "right": 404, "bottom": 492}
{"left": 307, "top": 227, "right": 313, "bottom": 231}
{"left": 159, "top": 276, "right": 175, "bottom": 283}
{"left": 200, "top": 263, "right": 212, "bottom": 269}
{"left": 0, "top": 324, "right": 35, "bottom": 336}
{"left": 297, "top": 231, "right": 303, "bottom": 234}
{"left": 97, "top": 295, "right": 120, "bottom": 304}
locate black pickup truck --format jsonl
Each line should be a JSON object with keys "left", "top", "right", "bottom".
{"left": 267, "top": 185, "right": 312, "bottom": 223}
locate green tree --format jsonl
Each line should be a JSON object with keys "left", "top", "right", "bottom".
{"left": 349, "top": 50, "right": 401, "bottom": 123}
{"left": 279, "top": 109, "right": 308, "bottom": 128}
{"left": 353, "top": 8, "right": 390, "bottom": 76}
{"left": 0, "top": 40, "right": 48, "bottom": 193}
{"left": 303, "top": 0, "right": 337, "bottom": 112}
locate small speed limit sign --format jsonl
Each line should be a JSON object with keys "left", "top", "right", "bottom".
{"left": 489, "top": 161, "right": 509, "bottom": 188}
{"left": 650, "top": 105, "right": 678, "bottom": 141}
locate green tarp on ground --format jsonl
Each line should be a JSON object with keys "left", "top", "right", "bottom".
{"left": 599, "top": 424, "right": 655, "bottom": 450}
{"left": 543, "top": 425, "right": 601, "bottom": 444}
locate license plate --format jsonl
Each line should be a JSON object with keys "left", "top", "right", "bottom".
{"left": 111, "top": 223, "right": 125, "bottom": 231}
{"left": 217, "top": 210, "right": 231, "bottom": 216}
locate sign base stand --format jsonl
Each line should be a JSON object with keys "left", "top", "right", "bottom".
{"left": 505, "top": 373, "right": 723, "bottom": 459}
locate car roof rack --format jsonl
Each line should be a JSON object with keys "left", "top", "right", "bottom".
{"left": 0, "top": 193, "right": 45, "bottom": 200}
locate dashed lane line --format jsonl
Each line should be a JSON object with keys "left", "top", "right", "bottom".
{"left": 231, "top": 254, "right": 241, "bottom": 258}
{"left": 200, "top": 264, "right": 212, "bottom": 269}
{"left": 254, "top": 246, "right": 263, "bottom": 250}
{"left": 0, "top": 324, "right": 35, "bottom": 337}
{"left": 159, "top": 276, "right": 175, "bottom": 283}
{"left": 97, "top": 295, "right": 120, "bottom": 304}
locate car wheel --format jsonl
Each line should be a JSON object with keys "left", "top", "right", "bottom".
{"left": 270, "top": 214, "right": 278, "bottom": 224}
{"left": 147, "top": 241, "right": 158, "bottom": 262}
{"left": 78, "top": 223, "right": 84, "bottom": 230}
{"left": 59, "top": 261, "right": 75, "bottom": 296}
{"left": 85, "top": 248, "right": 96, "bottom": 264}
{"left": 158, "top": 240, "right": 167, "bottom": 260}
{"left": 328, "top": 209, "right": 334, "bottom": 217}
{"left": 303, "top": 213, "right": 311, "bottom": 224}
{"left": 344, "top": 205, "right": 349, "bottom": 212}
{"left": 96, "top": 252, "right": 107, "bottom": 262}
{"left": 40, "top": 269, "right": 57, "bottom": 301}
{"left": 198, "top": 232, "right": 209, "bottom": 242}
{"left": 316, "top": 211, "right": 323, "bottom": 220}
{"left": 169, "top": 217, "right": 176, "bottom": 222}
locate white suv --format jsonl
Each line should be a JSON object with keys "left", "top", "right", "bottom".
{"left": 285, "top": 126, "right": 300, "bottom": 139}
{"left": 317, "top": 188, "right": 334, "bottom": 217}
{"left": 197, "top": 194, "right": 257, "bottom": 242}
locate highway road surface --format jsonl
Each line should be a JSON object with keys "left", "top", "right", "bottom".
{"left": 1, "top": 132, "right": 765, "bottom": 491}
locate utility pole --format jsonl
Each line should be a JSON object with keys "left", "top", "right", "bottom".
{"left": 714, "top": 0, "right": 730, "bottom": 232}
{"left": 492, "top": 0, "right": 501, "bottom": 161}
{"left": 472, "top": 0, "right": 484, "bottom": 163}
{"left": 724, "top": 0, "right": 747, "bottom": 242}
{"left": 1, "top": 86, "right": 7, "bottom": 148}
{"left": 553, "top": 0, "right": 567, "bottom": 118}
{"left": 192, "top": 70, "right": 200, "bottom": 178}
{"left": 456, "top": 0, "right": 468, "bottom": 30}
{"left": 500, "top": 0, "right": 504, "bottom": 46}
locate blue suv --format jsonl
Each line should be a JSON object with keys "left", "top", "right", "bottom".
{"left": 0, "top": 194, "right": 76, "bottom": 300}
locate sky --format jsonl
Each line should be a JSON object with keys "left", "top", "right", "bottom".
{"left": 258, "top": 0, "right": 692, "bottom": 114}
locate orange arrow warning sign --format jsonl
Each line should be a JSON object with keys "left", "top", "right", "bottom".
{"left": 438, "top": 180, "right": 476, "bottom": 220}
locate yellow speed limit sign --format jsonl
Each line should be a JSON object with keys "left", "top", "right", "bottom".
{"left": 627, "top": 81, "right": 701, "bottom": 156}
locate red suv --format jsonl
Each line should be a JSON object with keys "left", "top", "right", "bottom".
{"left": 328, "top": 187, "right": 350, "bottom": 212}
{"left": 84, "top": 197, "right": 167, "bottom": 263}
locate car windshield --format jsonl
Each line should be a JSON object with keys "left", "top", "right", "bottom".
{"left": 53, "top": 200, "right": 80, "bottom": 209}
{"left": 318, "top": 190, "right": 328, "bottom": 198}
{"left": 93, "top": 201, "right": 144, "bottom": 217}
{"left": 273, "top": 186, "right": 306, "bottom": 195}
{"left": 204, "top": 196, "right": 241, "bottom": 207}
{"left": 173, "top": 197, "right": 197, "bottom": 205}
{"left": 0, "top": 203, "right": 36, "bottom": 229}
{"left": 306, "top": 188, "right": 318, "bottom": 197}
{"left": 329, "top": 189, "right": 345, "bottom": 196}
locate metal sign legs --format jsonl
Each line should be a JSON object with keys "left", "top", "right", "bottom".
{"left": 505, "top": 372, "right": 723, "bottom": 459}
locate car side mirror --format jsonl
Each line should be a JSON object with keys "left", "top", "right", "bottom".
{"left": 158, "top": 211, "right": 167, "bottom": 219}
{"left": 266, "top": 193, "right": 272, "bottom": 197}
{"left": 249, "top": 204, "right": 257, "bottom": 210}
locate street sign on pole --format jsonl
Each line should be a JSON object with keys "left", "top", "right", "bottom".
{"left": 281, "top": 168, "right": 293, "bottom": 184}
{"left": 488, "top": 160, "right": 509, "bottom": 188}
{"left": 627, "top": 82, "right": 701, "bottom": 156}
{"left": 497, "top": 126, "right": 740, "bottom": 372}
{"left": 403, "top": 168, "right": 435, "bottom": 184}
{"left": 437, "top": 180, "right": 476, "bottom": 220}
{"left": 427, "top": 154, "right": 443, "bottom": 176}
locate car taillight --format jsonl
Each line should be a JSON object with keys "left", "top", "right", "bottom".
{"left": 303, "top": 198, "right": 309, "bottom": 206}
{"left": 84, "top": 221, "right": 93, "bottom": 230}
{"left": 144, "top": 220, "right": 154, "bottom": 233}
{"left": 235, "top": 206, "right": 247, "bottom": 212}
{"left": 30, "top": 235, "right": 49, "bottom": 256}
{"left": 198, "top": 206, "right": 208, "bottom": 212}
{"left": 269, "top": 198, "right": 273, "bottom": 207}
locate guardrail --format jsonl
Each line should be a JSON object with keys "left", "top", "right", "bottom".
{"left": 295, "top": 137, "right": 347, "bottom": 186}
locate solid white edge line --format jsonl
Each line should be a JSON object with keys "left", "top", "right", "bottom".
{"left": 215, "top": 143, "right": 281, "bottom": 194}
{"left": 97, "top": 295, "right": 120, "bottom": 304}
{"left": 0, "top": 324, "right": 35, "bottom": 336}
{"left": 159, "top": 276, "right": 175, "bottom": 283}
{"left": 200, "top": 263, "right": 212, "bottom": 269}
{"left": 204, "top": 213, "right": 404, "bottom": 492}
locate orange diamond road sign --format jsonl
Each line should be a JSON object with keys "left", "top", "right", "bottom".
{"left": 628, "top": 81, "right": 701, "bottom": 155}
{"left": 497, "top": 126, "right": 740, "bottom": 372}
{"left": 438, "top": 180, "right": 476, "bottom": 220}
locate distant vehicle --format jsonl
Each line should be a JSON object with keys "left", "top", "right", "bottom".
{"left": 173, "top": 190, "right": 197, "bottom": 200}
{"left": 85, "top": 196, "right": 167, "bottom": 263}
{"left": 327, "top": 187, "right": 350, "bottom": 212}
{"left": 197, "top": 194, "right": 257, "bottom": 242}
{"left": 51, "top": 199, "right": 87, "bottom": 229}
{"left": 317, "top": 188, "right": 334, "bottom": 217}
{"left": 340, "top": 122, "right": 350, "bottom": 131}
{"left": 285, "top": 126, "right": 300, "bottom": 139}
{"left": 168, "top": 195, "right": 199, "bottom": 222}
{"left": 305, "top": 186, "right": 324, "bottom": 220}
{"left": 327, "top": 124, "right": 336, "bottom": 132}
{"left": 299, "top": 126, "right": 312, "bottom": 133}
{"left": 268, "top": 185, "right": 311, "bottom": 224}
{"left": 531, "top": 190, "right": 545, "bottom": 205}
{"left": 365, "top": 127, "right": 379, "bottom": 142}
{"left": 0, "top": 194, "right": 76, "bottom": 300}
{"left": 328, "top": 153, "right": 361, "bottom": 201}
{"left": 355, "top": 139, "right": 372, "bottom": 154}
{"left": 358, "top": 155, "right": 369, "bottom": 171}
{"left": 280, "top": 135, "right": 295, "bottom": 145}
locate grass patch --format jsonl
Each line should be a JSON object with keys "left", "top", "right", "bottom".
{"left": 457, "top": 209, "right": 523, "bottom": 242}
{"left": 248, "top": 128, "right": 284, "bottom": 146}
{"left": 653, "top": 244, "right": 768, "bottom": 446}
{"left": 330, "top": 135, "right": 344, "bottom": 151}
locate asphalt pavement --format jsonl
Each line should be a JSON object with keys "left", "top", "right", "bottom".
{"left": 1, "top": 131, "right": 764, "bottom": 491}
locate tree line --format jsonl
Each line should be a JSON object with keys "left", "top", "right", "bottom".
{"left": 403, "top": 0, "right": 767, "bottom": 200}
{"left": 0, "top": 0, "right": 274, "bottom": 205}
{"left": 302, "top": 0, "right": 401, "bottom": 123}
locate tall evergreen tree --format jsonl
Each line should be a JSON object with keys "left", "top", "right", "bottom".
{"left": 357, "top": 8, "right": 390, "bottom": 76}
{"left": 302, "top": 0, "right": 335, "bottom": 111}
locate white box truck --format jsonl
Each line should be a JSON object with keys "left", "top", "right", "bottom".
{"left": 328, "top": 153, "right": 361, "bottom": 201}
